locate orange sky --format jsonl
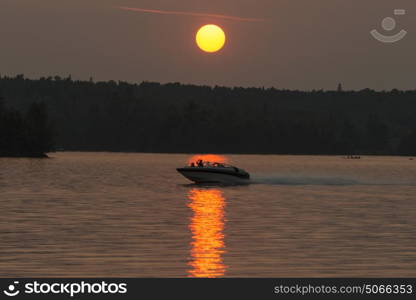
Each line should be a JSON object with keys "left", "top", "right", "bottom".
{"left": 0, "top": 0, "right": 415, "bottom": 90}
{"left": 119, "top": 6, "right": 265, "bottom": 22}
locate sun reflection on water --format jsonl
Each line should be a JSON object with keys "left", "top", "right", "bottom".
{"left": 188, "top": 154, "right": 228, "bottom": 165}
{"left": 187, "top": 189, "right": 227, "bottom": 278}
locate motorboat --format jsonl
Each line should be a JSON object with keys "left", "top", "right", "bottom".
{"left": 177, "top": 160, "right": 250, "bottom": 184}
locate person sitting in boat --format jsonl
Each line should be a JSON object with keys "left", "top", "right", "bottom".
{"left": 197, "top": 160, "right": 204, "bottom": 167}
{"left": 190, "top": 162, "right": 195, "bottom": 167}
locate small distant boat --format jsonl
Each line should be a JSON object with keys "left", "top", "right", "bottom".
{"left": 177, "top": 160, "right": 250, "bottom": 184}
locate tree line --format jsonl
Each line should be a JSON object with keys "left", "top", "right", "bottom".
{"left": 0, "top": 74, "right": 416, "bottom": 156}
{"left": 0, "top": 97, "right": 53, "bottom": 157}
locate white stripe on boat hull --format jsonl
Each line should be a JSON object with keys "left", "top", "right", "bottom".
{"left": 178, "top": 170, "right": 250, "bottom": 184}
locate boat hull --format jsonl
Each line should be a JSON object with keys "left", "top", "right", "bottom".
{"left": 177, "top": 168, "right": 250, "bottom": 184}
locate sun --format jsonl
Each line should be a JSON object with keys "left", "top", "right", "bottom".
{"left": 196, "top": 24, "right": 226, "bottom": 53}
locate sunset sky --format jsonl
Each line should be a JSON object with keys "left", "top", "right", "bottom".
{"left": 1, "top": 0, "right": 415, "bottom": 90}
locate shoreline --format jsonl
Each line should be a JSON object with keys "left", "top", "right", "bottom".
{"left": 0, "top": 153, "right": 49, "bottom": 158}
{"left": 48, "top": 151, "right": 415, "bottom": 158}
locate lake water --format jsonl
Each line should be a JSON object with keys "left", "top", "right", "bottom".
{"left": 1, "top": 152, "right": 415, "bottom": 277}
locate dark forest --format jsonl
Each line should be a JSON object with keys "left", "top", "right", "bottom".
{"left": 1, "top": 75, "right": 416, "bottom": 156}
{"left": 0, "top": 98, "right": 53, "bottom": 157}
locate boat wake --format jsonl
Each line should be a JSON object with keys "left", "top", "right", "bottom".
{"left": 251, "top": 175, "right": 358, "bottom": 186}
{"left": 251, "top": 174, "right": 415, "bottom": 186}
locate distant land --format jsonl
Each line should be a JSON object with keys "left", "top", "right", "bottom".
{"left": 0, "top": 99, "right": 53, "bottom": 158}
{"left": 1, "top": 75, "right": 416, "bottom": 157}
